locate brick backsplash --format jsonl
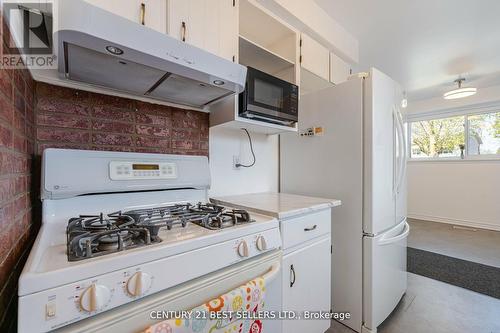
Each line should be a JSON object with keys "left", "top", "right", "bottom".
{"left": 34, "top": 83, "right": 209, "bottom": 156}
{"left": 0, "top": 16, "right": 37, "bottom": 332}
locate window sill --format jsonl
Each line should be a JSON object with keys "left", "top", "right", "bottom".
{"left": 408, "top": 157, "right": 500, "bottom": 163}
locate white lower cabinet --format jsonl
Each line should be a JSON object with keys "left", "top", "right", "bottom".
{"left": 282, "top": 236, "right": 331, "bottom": 333}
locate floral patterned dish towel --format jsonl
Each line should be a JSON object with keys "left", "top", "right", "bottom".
{"left": 143, "top": 275, "right": 266, "bottom": 333}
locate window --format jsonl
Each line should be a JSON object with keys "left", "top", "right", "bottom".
{"left": 410, "top": 116, "right": 465, "bottom": 159}
{"left": 409, "top": 111, "right": 500, "bottom": 160}
{"left": 467, "top": 112, "right": 500, "bottom": 156}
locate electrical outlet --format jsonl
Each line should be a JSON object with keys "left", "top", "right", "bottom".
{"left": 233, "top": 156, "right": 240, "bottom": 169}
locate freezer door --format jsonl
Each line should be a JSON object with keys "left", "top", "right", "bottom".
{"left": 364, "top": 68, "right": 401, "bottom": 235}
{"left": 363, "top": 219, "right": 409, "bottom": 331}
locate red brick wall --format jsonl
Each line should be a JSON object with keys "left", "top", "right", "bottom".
{"left": 35, "top": 83, "right": 209, "bottom": 156}
{"left": 0, "top": 21, "right": 36, "bottom": 333}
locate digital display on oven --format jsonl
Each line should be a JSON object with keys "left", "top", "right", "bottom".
{"left": 132, "top": 164, "right": 160, "bottom": 170}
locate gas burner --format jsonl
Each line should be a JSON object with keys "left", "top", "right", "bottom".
{"left": 97, "top": 230, "right": 133, "bottom": 251}
{"left": 191, "top": 203, "right": 225, "bottom": 214}
{"left": 190, "top": 205, "right": 255, "bottom": 230}
{"left": 123, "top": 204, "right": 194, "bottom": 232}
{"left": 67, "top": 212, "right": 135, "bottom": 231}
{"left": 66, "top": 204, "right": 255, "bottom": 261}
{"left": 66, "top": 212, "right": 155, "bottom": 261}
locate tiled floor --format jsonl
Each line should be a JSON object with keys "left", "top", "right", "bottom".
{"left": 326, "top": 273, "right": 500, "bottom": 333}
{"left": 408, "top": 219, "right": 500, "bottom": 268}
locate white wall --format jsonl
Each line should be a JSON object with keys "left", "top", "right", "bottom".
{"left": 407, "top": 161, "right": 500, "bottom": 231}
{"left": 208, "top": 127, "right": 279, "bottom": 197}
{"left": 406, "top": 86, "right": 500, "bottom": 231}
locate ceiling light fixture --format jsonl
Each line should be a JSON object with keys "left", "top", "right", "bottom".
{"left": 443, "top": 78, "right": 477, "bottom": 100}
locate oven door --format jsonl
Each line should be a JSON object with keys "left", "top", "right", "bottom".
{"left": 240, "top": 68, "right": 298, "bottom": 124}
{"left": 56, "top": 250, "right": 282, "bottom": 333}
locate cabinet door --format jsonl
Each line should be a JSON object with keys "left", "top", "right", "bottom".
{"left": 204, "top": 0, "right": 220, "bottom": 56}
{"left": 330, "top": 52, "right": 351, "bottom": 85}
{"left": 167, "top": 0, "right": 189, "bottom": 41}
{"left": 300, "top": 33, "right": 330, "bottom": 81}
{"left": 218, "top": 0, "right": 238, "bottom": 61}
{"left": 186, "top": 0, "right": 206, "bottom": 49}
{"left": 84, "top": 0, "right": 139, "bottom": 21}
{"left": 282, "top": 237, "right": 331, "bottom": 333}
{"left": 205, "top": 0, "right": 238, "bottom": 61}
{"left": 167, "top": 0, "right": 205, "bottom": 49}
{"left": 84, "top": 0, "right": 166, "bottom": 33}
{"left": 168, "top": 0, "right": 237, "bottom": 61}
{"left": 141, "top": 0, "right": 167, "bottom": 33}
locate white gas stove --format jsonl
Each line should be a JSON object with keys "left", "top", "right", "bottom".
{"left": 18, "top": 149, "right": 281, "bottom": 333}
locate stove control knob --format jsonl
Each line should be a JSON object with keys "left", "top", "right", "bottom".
{"left": 256, "top": 236, "right": 267, "bottom": 251}
{"left": 237, "top": 240, "right": 249, "bottom": 258}
{"left": 126, "top": 271, "right": 152, "bottom": 297}
{"left": 79, "top": 284, "right": 111, "bottom": 312}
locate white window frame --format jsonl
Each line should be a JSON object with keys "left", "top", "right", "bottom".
{"left": 406, "top": 107, "right": 500, "bottom": 162}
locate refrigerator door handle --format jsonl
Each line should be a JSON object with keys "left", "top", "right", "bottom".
{"left": 395, "top": 108, "right": 406, "bottom": 194}
{"left": 398, "top": 108, "right": 408, "bottom": 191}
{"left": 377, "top": 220, "right": 410, "bottom": 246}
{"left": 392, "top": 107, "right": 398, "bottom": 195}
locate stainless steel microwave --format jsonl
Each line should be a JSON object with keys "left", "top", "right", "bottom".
{"left": 239, "top": 67, "right": 298, "bottom": 126}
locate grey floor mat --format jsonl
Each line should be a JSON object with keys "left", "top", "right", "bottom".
{"left": 407, "top": 247, "right": 500, "bottom": 299}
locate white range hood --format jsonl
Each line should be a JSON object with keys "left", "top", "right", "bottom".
{"left": 55, "top": 0, "right": 247, "bottom": 109}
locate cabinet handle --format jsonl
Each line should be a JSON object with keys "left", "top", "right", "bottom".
{"left": 304, "top": 225, "right": 317, "bottom": 232}
{"left": 140, "top": 3, "right": 146, "bottom": 25}
{"left": 290, "top": 264, "right": 296, "bottom": 287}
{"left": 181, "top": 21, "right": 187, "bottom": 42}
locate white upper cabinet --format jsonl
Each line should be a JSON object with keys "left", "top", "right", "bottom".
{"left": 84, "top": 0, "right": 237, "bottom": 61}
{"left": 84, "top": 0, "right": 166, "bottom": 33}
{"left": 167, "top": 0, "right": 238, "bottom": 61}
{"left": 300, "top": 33, "right": 330, "bottom": 81}
{"left": 330, "top": 52, "right": 351, "bottom": 85}
{"left": 219, "top": 0, "right": 239, "bottom": 62}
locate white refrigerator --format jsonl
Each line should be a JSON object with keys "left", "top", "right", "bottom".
{"left": 280, "top": 68, "right": 409, "bottom": 333}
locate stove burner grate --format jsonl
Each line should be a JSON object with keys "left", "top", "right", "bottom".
{"left": 66, "top": 203, "right": 254, "bottom": 261}
{"left": 67, "top": 212, "right": 155, "bottom": 261}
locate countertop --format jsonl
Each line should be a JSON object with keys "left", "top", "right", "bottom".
{"left": 210, "top": 192, "right": 341, "bottom": 220}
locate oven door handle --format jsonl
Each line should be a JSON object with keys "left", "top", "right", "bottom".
{"left": 261, "top": 262, "right": 281, "bottom": 284}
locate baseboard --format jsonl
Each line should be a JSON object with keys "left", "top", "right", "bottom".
{"left": 407, "top": 214, "right": 500, "bottom": 232}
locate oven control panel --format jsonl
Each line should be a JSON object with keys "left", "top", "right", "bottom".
{"left": 17, "top": 227, "right": 281, "bottom": 333}
{"left": 109, "top": 161, "right": 177, "bottom": 180}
